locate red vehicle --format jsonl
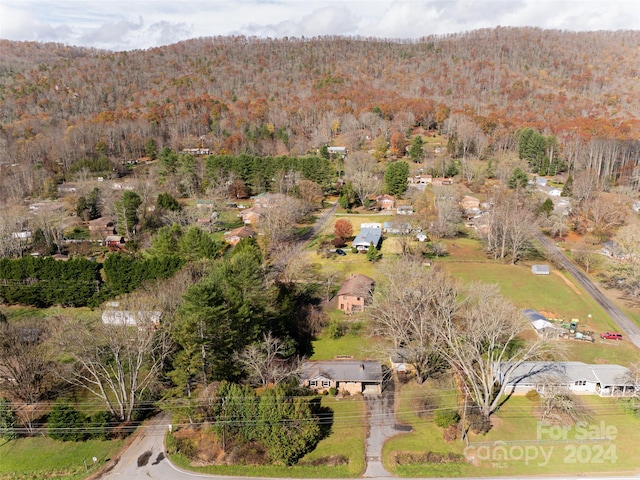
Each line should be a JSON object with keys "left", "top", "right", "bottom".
{"left": 600, "top": 332, "right": 623, "bottom": 340}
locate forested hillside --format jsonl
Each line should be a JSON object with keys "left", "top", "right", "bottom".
{"left": 1, "top": 28, "right": 640, "bottom": 202}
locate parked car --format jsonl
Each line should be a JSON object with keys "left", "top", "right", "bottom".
{"left": 335, "top": 249, "right": 347, "bottom": 256}
{"left": 600, "top": 331, "right": 623, "bottom": 340}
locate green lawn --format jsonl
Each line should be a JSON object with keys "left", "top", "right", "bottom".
{"left": 168, "top": 396, "right": 366, "bottom": 477}
{"left": 0, "top": 437, "right": 122, "bottom": 480}
{"left": 385, "top": 383, "right": 640, "bottom": 477}
{"left": 311, "top": 331, "right": 370, "bottom": 360}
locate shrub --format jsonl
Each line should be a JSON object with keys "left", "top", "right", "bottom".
{"left": 325, "top": 319, "right": 347, "bottom": 339}
{"left": 525, "top": 389, "right": 541, "bottom": 402}
{"left": 434, "top": 408, "right": 460, "bottom": 428}
{"left": 48, "top": 402, "right": 87, "bottom": 441}
{"left": 328, "top": 387, "right": 337, "bottom": 396}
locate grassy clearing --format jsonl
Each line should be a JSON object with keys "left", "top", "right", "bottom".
{"left": 310, "top": 330, "right": 370, "bottom": 361}
{"left": 168, "top": 396, "right": 365, "bottom": 477}
{"left": 385, "top": 382, "right": 640, "bottom": 477}
{"left": 0, "top": 437, "right": 122, "bottom": 480}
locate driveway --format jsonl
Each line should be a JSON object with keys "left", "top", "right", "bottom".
{"left": 364, "top": 376, "right": 412, "bottom": 477}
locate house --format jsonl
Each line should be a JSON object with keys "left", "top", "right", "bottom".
{"left": 180, "top": 148, "right": 210, "bottom": 155}
{"left": 502, "top": 362, "right": 636, "bottom": 397}
{"left": 238, "top": 206, "right": 265, "bottom": 225}
{"left": 11, "top": 231, "right": 32, "bottom": 240}
{"left": 431, "top": 177, "right": 453, "bottom": 186}
{"left": 336, "top": 273, "right": 374, "bottom": 314}
{"left": 460, "top": 195, "right": 480, "bottom": 213}
{"left": 396, "top": 205, "right": 414, "bottom": 215}
{"left": 101, "top": 310, "right": 162, "bottom": 326}
{"left": 531, "top": 264, "right": 551, "bottom": 275}
{"left": 352, "top": 223, "right": 382, "bottom": 251}
{"left": 105, "top": 235, "right": 125, "bottom": 248}
{"left": 536, "top": 176, "right": 548, "bottom": 187}
{"left": 601, "top": 241, "right": 629, "bottom": 260}
{"left": 375, "top": 194, "right": 395, "bottom": 211}
{"left": 409, "top": 174, "right": 432, "bottom": 186}
{"left": 88, "top": 217, "right": 116, "bottom": 238}
{"left": 327, "top": 146, "right": 348, "bottom": 157}
{"left": 251, "top": 192, "right": 287, "bottom": 208}
{"left": 383, "top": 221, "right": 409, "bottom": 234}
{"left": 224, "top": 225, "right": 256, "bottom": 245}
{"left": 389, "top": 349, "right": 416, "bottom": 374}
{"left": 299, "top": 360, "right": 383, "bottom": 395}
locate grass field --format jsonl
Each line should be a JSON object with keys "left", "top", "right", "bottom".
{"left": 0, "top": 437, "right": 123, "bottom": 480}
{"left": 384, "top": 383, "right": 640, "bottom": 477}
{"left": 168, "top": 395, "right": 366, "bottom": 477}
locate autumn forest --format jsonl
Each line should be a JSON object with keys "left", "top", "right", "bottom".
{"left": 1, "top": 27, "right": 640, "bottom": 202}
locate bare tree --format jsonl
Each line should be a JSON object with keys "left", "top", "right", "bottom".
{"left": 0, "top": 322, "right": 55, "bottom": 405}
{"left": 436, "top": 282, "right": 549, "bottom": 427}
{"left": 54, "top": 308, "right": 172, "bottom": 422}
{"left": 481, "top": 188, "right": 535, "bottom": 263}
{"left": 344, "top": 151, "right": 382, "bottom": 207}
{"left": 0, "top": 321, "right": 56, "bottom": 433}
{"left": 538, "top": 378, "right": 591, "bottom": 425}
{"left": 234, "top": 332, "right": 303, "bottom": 387}
{"left": 429, "top": 187, "right": 462, "bottom": 239}
{"left": 370, "top": 259, "right": 454, "bottom": 383}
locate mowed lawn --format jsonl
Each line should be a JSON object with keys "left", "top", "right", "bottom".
{"left": 385, "top": 384, "right": 640, "bottom": 477}
{"left": 442, "top": 254, "right": 640, "bottom": 366}
{"left": 0, "top": 437, "right": 123, "bottom": 480}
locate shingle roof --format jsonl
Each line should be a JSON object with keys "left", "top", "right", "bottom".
{"left": 300, "top": 360, "right": 383, "bottom": 383}
{"left": 505, "top": 362, "right": 632, "bottom": 387}
{"left": 337, "top": 273, "right": 374, "bottom": 298}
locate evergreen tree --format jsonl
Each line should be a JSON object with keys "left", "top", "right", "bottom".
{"left": 409, "top": 136, "right": 424, "bottom": 163}
{"left": 561, "top": 174, "right": 573, "bottom": 197}
{"left": 384, "top": 161, "right": 410, "bottom": 196}
{"left": 0, "top": 398, "right": 17, "bottom": 440}
{"left": 508, "top": 167, "right": 529, "bottom": 189}
{"left": 48, "top": 402, "right": 87, "bottom": 441}
{"left": 115, "top": 190, "right": 142, "bottom": 237}
{"left": 145, "top": 138, "right": 157, "bottom": 160}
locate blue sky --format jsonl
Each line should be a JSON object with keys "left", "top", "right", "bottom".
{"left": 1, "top": 0, "right": 639, "bottom": 51}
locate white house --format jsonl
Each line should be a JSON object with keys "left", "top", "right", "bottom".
{"left": 502, "top": 362, "right": 636, "bottom": 397}
{"left": 101, "top": 310, "right": 162, "bottom": 326}
{"left": 352, "top": 223, "right": 382, "bottom": 251}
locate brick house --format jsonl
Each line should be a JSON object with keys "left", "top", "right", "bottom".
{"left": 337, "top": 273, "right": 374, "bottom": 314}
{"left": 300, "top": 360, "right": 383, "bottom": 395}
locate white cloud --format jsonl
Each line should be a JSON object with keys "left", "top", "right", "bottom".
{"left": 1, "top": 0, "right": 639, "bottom": 51}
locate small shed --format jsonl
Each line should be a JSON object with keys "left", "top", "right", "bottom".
{"left": 532, "top": 264, "right": 550, "bottom": 275}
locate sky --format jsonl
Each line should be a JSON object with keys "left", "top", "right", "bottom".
{"left": 1, "top": 0, "right": 639, "bottom": 52}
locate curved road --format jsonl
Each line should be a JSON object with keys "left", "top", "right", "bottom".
{"left": 535, "top": 231, "right": 640, "bottom": 348}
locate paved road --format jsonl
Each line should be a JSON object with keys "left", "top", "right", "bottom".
{"left": 535, "top": 231, "right": 640, "bottom": 348}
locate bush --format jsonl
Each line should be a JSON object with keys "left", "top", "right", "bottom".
{"left": 434, "top": 408, "right": 460, "bottom": 428}
{"left": 88, "top": 411, "right": 114, "bottom": 440}
{"left": 48, "top": 402, "right": 87, "bottom": 441}
{"left": 525, "top": 389, "right": 541, "bottom": 402}
{"left": 328, "top": 387, "right": 337, "bottom": 396}
{"left": 325, "top": 318, "right": 347, "bottom": 339}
